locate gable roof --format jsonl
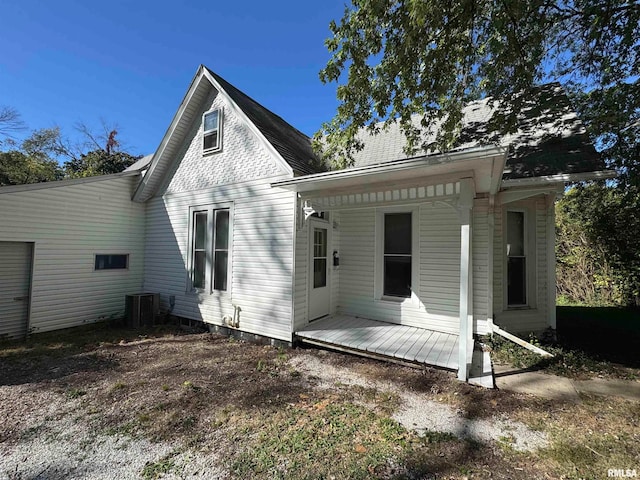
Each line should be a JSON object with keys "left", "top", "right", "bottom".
{"left": 350, "top": 83, "right": 605, "bottom": 180}
{"left": 205, "top": 68, "right": 323, "bottom": 176}
{"left": 133, "top": 65, "right": 323, "bottom": 202}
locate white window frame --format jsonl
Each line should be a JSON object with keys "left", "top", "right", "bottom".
{"left": 504, "top": 206, "right": 536, "bottom": 309}
{"left": 186, "top": 202, "right": 233, "bottom": 295}
{"left": 374, "top": 205, "right": 420, "bottom": 305}
{"left": 203, "top": 108, "right": 223, "bottom": 154}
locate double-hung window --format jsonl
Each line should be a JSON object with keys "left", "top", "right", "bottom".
{"left": 384, "top": 213, "right": 413, "bottom": 297}
{"left": 189, "top": 204, "right": 232, "bottom": 293}
{"left": 203, "top": 108, "right": 222, "bottom": 153}
{"left": 506, "top": 210, "right": 527, "bottom": 306}
{"left": 375, "top": 207, "right": 419, "bottom": 302}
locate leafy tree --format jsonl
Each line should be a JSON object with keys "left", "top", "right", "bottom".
{"left": 64, "top": 149, "right": 140, "bottom": 178}
{"left": 0, "top": 127, "right": 68, "bottom": 186}
{"left": 0, "top": 151, "right": 62, "bottom": 186}
{"left": 317, "top": 0, "right": 639, "bottom": 169}
{"left": 557, "top": 184, "right": 640, "bottom": 307}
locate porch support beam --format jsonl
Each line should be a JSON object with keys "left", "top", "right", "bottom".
{"left": 546, "top": 193, "right": 557, "bottom": 330}
{"left": 457, "top": 177, "right": 475, "bottom": 381}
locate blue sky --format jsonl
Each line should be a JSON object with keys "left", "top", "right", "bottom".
{"left": 0, "top": 0, "right": 347, "bottom": 157}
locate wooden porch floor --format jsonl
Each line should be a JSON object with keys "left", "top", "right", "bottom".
{"left": 296, "top": 315, "right": 459, "bottom": 371}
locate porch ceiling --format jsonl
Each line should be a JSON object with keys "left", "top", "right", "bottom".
{"left": 296, "top": 315, "right": 459, "bottom": 371}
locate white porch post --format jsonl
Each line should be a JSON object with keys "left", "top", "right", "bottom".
{"left": 546, "top": 193, "right": 557, "bottom": 330}
{"left": 457, "top": 178, "right": 475, "bottom": 381}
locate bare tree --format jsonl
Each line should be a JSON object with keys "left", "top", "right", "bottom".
{"left": 0, "top": 106, "right": 26, "bottom": 145}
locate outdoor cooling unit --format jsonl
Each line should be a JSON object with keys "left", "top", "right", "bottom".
{"left": 125, "top": 293, "right": 159, "bottom": 327}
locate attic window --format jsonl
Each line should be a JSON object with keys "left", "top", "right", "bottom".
{"left": 203, "top": 109, "right": 222, "bottom": 153}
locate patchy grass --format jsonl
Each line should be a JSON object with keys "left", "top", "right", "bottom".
{"left": 141, "top": 451, "right": 181, "bottom": 479}
{"left": 0, "top": 322, "right": 178, "bottom": 363}
{"left": 1, "top": 325, "right": 638, "bottom": 479}
{"left": 485, "top": 306, "right": 640, "bottom": 380}
{"left": 517, "top": 395, "right": 640, "bottom": 479}
{"left": 485, "top": 334, "right": 638, "bottom": 379}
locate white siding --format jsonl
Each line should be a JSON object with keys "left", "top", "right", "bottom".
{"left": 330, "top": 212, "right": 340, "bottom": 314}
{"left": 292, "top": 213, "right": 309, "bottom": 332}
{"left": 0, "top": 176, "right": 145, "bottom": 333}
{"left": 165, "top": 90, "right": 285, "bottom": 194}
{"left": 472, "top": 198, "right": 490, "bottom": 334}
{"left": 493, "top": 196, "right": 550, "bottom": 333}
{"left": 334, "top": 202, "right": 462, "bottom": 334}
{"left": 143, "top": 91, "right": 296, "bottom": 342}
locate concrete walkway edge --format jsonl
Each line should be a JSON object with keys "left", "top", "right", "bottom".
{"left": 493, "top": 364, "right": 640, "bottom": 402}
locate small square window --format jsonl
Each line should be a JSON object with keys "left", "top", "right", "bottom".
{"left": 203, "top": 109, "right": 222, "bottom": 153}
{"left": 95, "top": 254, "right": 128, "bottom": 270}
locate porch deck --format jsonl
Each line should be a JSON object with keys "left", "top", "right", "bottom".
{"left": 295, "top": 315, "right": 459, "bottom": 371}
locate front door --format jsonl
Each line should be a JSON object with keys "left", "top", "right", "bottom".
{"left": 308, "top": 223, "right": 330, "bottom": 320}
{"left": 0, "top": 242, "right": 33, "bottom": 339}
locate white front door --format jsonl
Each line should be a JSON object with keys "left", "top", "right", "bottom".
{"left": 308, "top": 222, "right": 330, "bottom": 320}
{"left": 0, "top": 242, "right": 32, "bottom": 339}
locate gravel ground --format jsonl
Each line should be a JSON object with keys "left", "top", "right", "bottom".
{"left": 0, "top": 386, "right": 227, "bottom": 480}
{"left": 288, "top": 353, "right": 549, "bottom": 452}
{"left": 1, "top": 334, "right": 547, "bottom": 479}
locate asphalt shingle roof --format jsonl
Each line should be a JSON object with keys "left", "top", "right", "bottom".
{"left": 350, "top": 83, "right": 604, "bottom": 179}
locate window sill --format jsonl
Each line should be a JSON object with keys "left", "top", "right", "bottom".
{"left": 203, "top": 147, "right": 222, "bottom": 156}
{"left": 380, "top": 295, "right": 411, "bottom": 304}
{"left": 186, "top": 289, "right": 230, "bottom": 297}
{"left": 506, "top": 305, "right": 532, "bottom": 310}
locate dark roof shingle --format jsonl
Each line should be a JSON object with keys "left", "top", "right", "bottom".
{"left": 350, "top": 83, "right": 604, "bottom": 180}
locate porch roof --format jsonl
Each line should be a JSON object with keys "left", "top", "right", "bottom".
{"left": 272, "top": 145, "right": 507, "bottom": 196}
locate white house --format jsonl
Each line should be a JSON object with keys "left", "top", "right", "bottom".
{"left": 0, "top": 65, "right": 613, "bottom": 380}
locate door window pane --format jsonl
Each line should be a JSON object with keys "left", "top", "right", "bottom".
{"left": 314, "top": 229, "right": 327, "bottom": 257}
{"left": 314, "top": 259, "right": 327, "bottom": 288}
{"left": 313, "top": 228, "right": 327, "bottom": 288}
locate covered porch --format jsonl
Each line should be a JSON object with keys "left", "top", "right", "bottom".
{"left": 296, "top": 314, "right": 460, "bottom": 371}
{"left": 274, "top": 146, "right": 510, "bottom": 381}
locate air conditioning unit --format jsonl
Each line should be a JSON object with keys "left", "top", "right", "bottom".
{"left": 125, "top": 293, "right": 160, "bottom": 327}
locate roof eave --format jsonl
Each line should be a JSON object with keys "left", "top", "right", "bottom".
{"left": 501, "top": 170, "right": 617, "bottom": 188}
{"left": 0, "top": 170, "right": 140, "bottom": 195}
{"left": 271, "top": 145, "right": 508, "bottom": 194}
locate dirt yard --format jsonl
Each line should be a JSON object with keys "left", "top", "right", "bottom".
{"left": 1, "top": 325, "right": 638, "bottom": 479}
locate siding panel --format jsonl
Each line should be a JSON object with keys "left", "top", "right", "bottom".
{"left": 334, "top": 203, "right": 462, "bottom": 335}
{"left": 0, "top": 176, "right": 146, "bottom": 333}
{"left": 143, "top": 90, "right": 296, "bottom": 342}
